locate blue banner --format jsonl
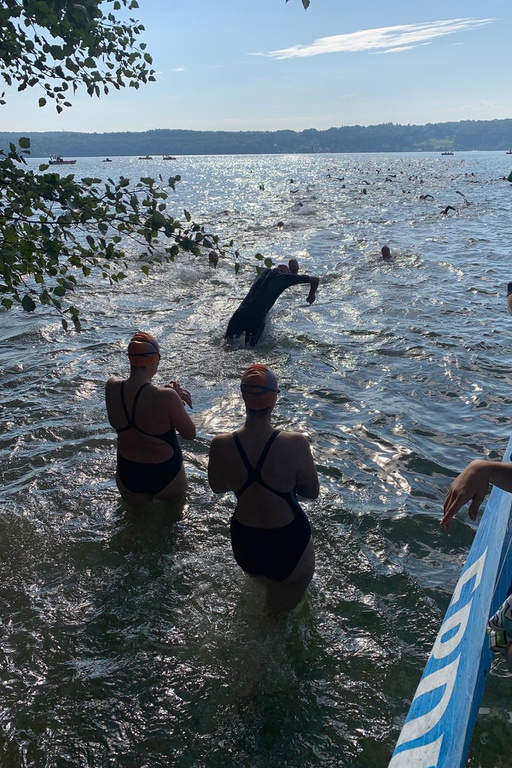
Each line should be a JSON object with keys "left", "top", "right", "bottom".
{"left": 389, "top": 437, "right": 512, "bottom": 768}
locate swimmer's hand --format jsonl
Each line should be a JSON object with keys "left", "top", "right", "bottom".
{"left": 167, "top": 380, "right": 193, "bottom": 408}
{"left": 441, "top": 460, "right": 489, "bottom": 531}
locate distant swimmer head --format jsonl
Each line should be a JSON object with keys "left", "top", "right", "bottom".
{"left": 127, "top": 331, "right": 161, "bottom": 367}
{"left": 288, "top": 258, "right": 299, "bottom": 274}
{"left": 507, "top": 283, "right": 512, "bottom": 317}
{"left": 276, "top": 264, "right": 290, "bottom": 274}
{"left": 381, "top": 245, "right": 392, "bottom": 260}
{"left": 240, "top": 365, "right": 279, "bottom": 411}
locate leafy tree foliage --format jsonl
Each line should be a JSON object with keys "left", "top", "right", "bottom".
{"left": 0, "top": 0, "right": 155, "bottom": 112}
{"left": 0, "top": 1, "right": 228, "bottom": 329}
{"left": 1, "top": 138, "right": 224, "bottom": 330}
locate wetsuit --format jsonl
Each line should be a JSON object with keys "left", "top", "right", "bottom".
{"left": 225, "top": 268, "right": 313, "bottom": 346}
{"left": 229, "top": 430, "right": 311, "bottom": 581}
{"left": 116, "top": 382, "right": 183, "bottom": 494}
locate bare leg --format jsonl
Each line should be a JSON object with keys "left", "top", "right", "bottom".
{"left": 155, "top": 465, "right": 188, "bottom": 500}
{"left": 116, "top": 473, "right": 153, "bottom": 510}
{"left": 265, "top": 538, "right": 315, "bottom": 615}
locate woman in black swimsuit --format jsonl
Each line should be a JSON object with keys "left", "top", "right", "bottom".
{"left": 208, "top": 365, "right": 319, "bottom": 614}
{"left": 105, "top": 332, "right": 196, "bottom": 509}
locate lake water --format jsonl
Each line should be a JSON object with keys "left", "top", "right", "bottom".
{"left": 1, "top": 151, "right": 512, "bottom": 767}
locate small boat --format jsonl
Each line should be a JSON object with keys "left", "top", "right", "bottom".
{"left": 388, "top": 433, "right": 512, "bottom": 768}
{"left": 102, "top": 158, "right": 112, "bottom": 162}
{"left": 49, "top": 154, "right": 76, "bottom": 165}
{"left": 138, "top": 155, "right": 152, "bottom": 160}
{"left": 506, "top": 150, "right": 512, "bottom": 155}
{"left": 162, "top": 155, "right": 176, "bottom": 160}
{"left": 441, "top": 151, "right": 454, "bottom": 156}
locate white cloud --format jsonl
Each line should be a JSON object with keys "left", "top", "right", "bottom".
{"left": 377, "top": 43, "right": 432, "bottom": 54}
{"left": 252, "top": 18, "right": 495, "bottom": 59}
{"left": 170, "top": 67, "right": 185, "bottom": 73}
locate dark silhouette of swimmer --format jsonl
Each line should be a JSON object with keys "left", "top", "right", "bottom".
{"left": 381, "top": 245, "right": 392, "bottom": 261}
{"left": 440, "top": 205, "right": 456, "bottom": 215}
{"left": 507, "top": 282, "right": 512, "bottom": 317}
{"left": 225, "top": 258, "right": 319, "bottom": 346}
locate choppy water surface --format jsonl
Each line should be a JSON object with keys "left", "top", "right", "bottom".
{"left": 1, "top": 151, "right": 512, "bottom": 767}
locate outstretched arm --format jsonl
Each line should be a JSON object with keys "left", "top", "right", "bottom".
{"left": 306, "top": 276, "right": 319, "bottom": 305}
{"left": 441, "top": 460, "right": 512, "bottom": 531}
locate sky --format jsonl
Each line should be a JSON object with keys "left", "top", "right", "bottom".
{"left": 3, "top": 0, "right": 512, "bottom": 133}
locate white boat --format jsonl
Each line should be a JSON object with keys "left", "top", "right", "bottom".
{"left": 388, "top": 434, "right": 512, "bottom": 767}
{"left": 49, "top": 154, "right": 76, "bottom": 165}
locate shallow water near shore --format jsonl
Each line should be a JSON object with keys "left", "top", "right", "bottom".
{"left": 1, "top": 151, "right": 512, "bottom": 766}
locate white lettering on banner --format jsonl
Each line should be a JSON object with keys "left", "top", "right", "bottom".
{"left": 432, "top": 602, "right": 471, "bottom": 660}
{"left": 396, "top": 657, "right": 459, "bottom": 746}
{"left": 450, "top": 552, "right": 486, "bottom": 605}
{"left": 388, "top": 734, "right": 443, "bottom": 768}
{"left": 390, "top": 549, "right": 488, "bottom": 765}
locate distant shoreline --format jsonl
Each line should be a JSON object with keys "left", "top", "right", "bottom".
{"left": 2, "top": 118, "right": 512, "bottom": 157}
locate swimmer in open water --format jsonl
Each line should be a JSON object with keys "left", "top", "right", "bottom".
{"left": 208, "top": 365, "right": 319, "bottom": 614}
{"left": 225, "top": 258, "right": 319, "bottom": 346}
{"left": 105, "top": 332, "right": 196, "bottom": 509}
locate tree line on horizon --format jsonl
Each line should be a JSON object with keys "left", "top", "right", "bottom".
{"left": 1, "top": 0, "right": 510, "bottom": 332}
{"left": 2, "top": 119, "right": 512, "bottom": 157}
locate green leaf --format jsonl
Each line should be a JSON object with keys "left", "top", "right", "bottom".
{"left": 21, "top": 295, "right": 36, "bottom": 312}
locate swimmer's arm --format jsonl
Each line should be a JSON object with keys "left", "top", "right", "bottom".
{"left": 166, "top": 380, "right": 193, "bottom": 409}
{"left": 104, "top": 377, "right": 121, "bottom": 428}
{"left": 165, "top": 388, "right": 196, "bottom": 440}
{"left": 281, "top": 273, "right": 319, "bottom": 303}
{"left": 294, "top": 435, "right": 319, "bottom": 499}
{"left": 441, "top": 460, "right": 512, "bottom": 531}
{"left": 306, "top": 276, "right": 319, "bottom": 305}
{"left": 208, "top": 436, "right": 229, "bottom": 493}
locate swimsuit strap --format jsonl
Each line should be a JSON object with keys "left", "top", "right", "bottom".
{"left": 232, "top": 432, "right": 253, "bottom": 476}
{"left": 120, "top": 381, "right": 131, "bottom": 425}
{"left": 253, "top": 430, "right": 280, "bottom": 476}
{"left": 233, "top": 430, "right": 280, "bottom": 497}
{"left": 130, "top": 382, "right": 150, "bottom": 425}
{"left": 118, "top": 381, "right": 150, "bottom": 431}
